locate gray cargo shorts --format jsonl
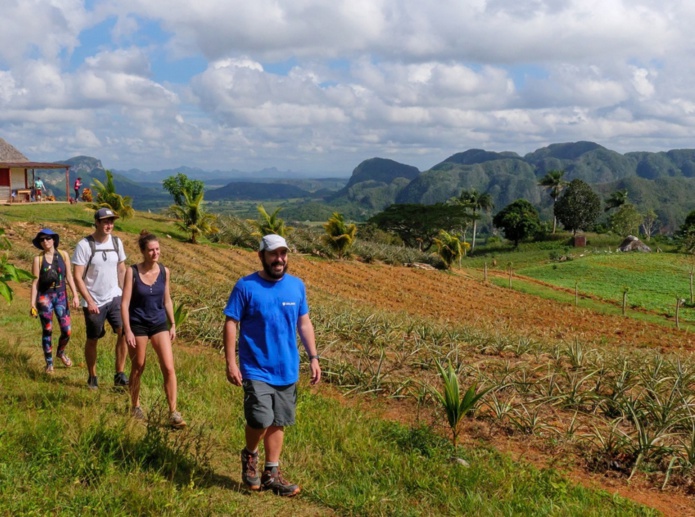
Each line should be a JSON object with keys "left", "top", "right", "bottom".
{"left": 242, "top": 379, "right": 297, "bottom": 429}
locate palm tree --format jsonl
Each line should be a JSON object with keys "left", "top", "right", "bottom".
{"left": 605, "top": 189, "right": 628, "bottom": 212}
{"left": 322, "top": 212, "right": 357, "bottom": 259}
{"left": 252, "top": 205, "right": 292, "bottom": 238}
{"left": 455, "top": 189, "right": 494, "bottom": 251}
{"left": 168, "top": 188, "right": 218, "bottom": 244}
{"left": 433, "top": 230, "right": 463, "bottom": 269}
{"left": 90, "top": 170, "right": 134, "bottom": 219}
{"left": 538, "top": 170, "right": 568, "bottom": 234}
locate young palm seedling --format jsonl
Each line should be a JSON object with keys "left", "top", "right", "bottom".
{"left": 432, "top": 360, "right": 491, "bottom": 449}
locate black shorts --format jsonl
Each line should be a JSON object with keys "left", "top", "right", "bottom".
{"left": 83, "top": 296, "right": 122, "bottom": 339}
{"left": 130, "top": 320, "right": 169, "bottom": 338}
{"left": 242, "top": 380, "right": 297, "bottom": 429}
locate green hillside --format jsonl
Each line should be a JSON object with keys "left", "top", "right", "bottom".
{"left": 0, "top": 204, "right": 660, "bottom": 515}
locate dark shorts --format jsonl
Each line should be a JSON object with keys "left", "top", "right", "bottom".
{"left": 83, "top": 296, "right": 123, "bottom": 340}
{"left": 242, "top": 380, "right": 297, "bottom": 429}
{"left": 130, "top": 320, "right": 169, "bottom": 338}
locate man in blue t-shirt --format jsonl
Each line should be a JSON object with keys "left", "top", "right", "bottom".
{"left": 223, "top": 234, "right": 321, "bottom": 497}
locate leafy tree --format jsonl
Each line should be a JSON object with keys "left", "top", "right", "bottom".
{"left": 90, "top": 170, "right": 134, "bottom": 219}
{"left": 554, "top": 179, "right": 601, "bottom": 235}
{"left": 492, "top": 199, "right": 541, "bottom": 246}
{"left": 538, "top": 170, "right": 568, "bottom": 234}
{"left": 322, "top": 212, "right": 357, "bottom": 259}
{"left": 677, "top": 210, "right": 695, "bottom": 253}
{"left": 608, "top": 203, "right": 643, "bottom": 237}
{"left": 453, "top": 189, "right": 493, "bottom": 252}
{"left": 433, "top": 230, "right": 463, "bottom": 269}
{"left": 168, "top": 188, "right": 219, "bottom": 244}
{"left": 367, "top": 203, "right": 471, "bottom": 251}
{"left": 252, "top": 205, "right": 292, "bottom": 238}
{"left": 604, "top": 189, "right": 628, "bottom": 212}
{"left": 0, "top": 229, "right": 33, "bottom": 303}
{"left": 641, "top": 210, "right": 660, "bottom": 241}
{"left": 163, "top": 173, "right": 205, "bottom": 207}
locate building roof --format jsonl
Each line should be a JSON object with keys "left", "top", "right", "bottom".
{"left": 0, "top": 137, "right": 29, "bottom": 162}
{"left": 0, "top": 137, "right": 68, "bottom": 169}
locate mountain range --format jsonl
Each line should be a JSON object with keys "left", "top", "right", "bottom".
{"left": 36, "top": 141, "right": 695, "bottom": 233}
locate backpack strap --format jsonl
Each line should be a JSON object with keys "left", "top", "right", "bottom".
{"left": 82, "top": 235, "right": 122, "bottom": 280}
{"left": 83, "top": 236, "right": 97, "bottom": 280}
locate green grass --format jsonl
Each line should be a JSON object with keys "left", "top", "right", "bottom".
{"left": 0, "top": 204, "right": 195, "bottom": 245}
{"left": 0, "top": 327, "right": 657, "bottom": 516}
{"left": 0, "top": 209, "right": 658, "bottom": 515}
{"left": 518, "top": 252, "right": 695, "bottom": 322}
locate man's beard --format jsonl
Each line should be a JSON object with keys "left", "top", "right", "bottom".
{"left": 262, "top": 257, "right": 288, "bottom": 280}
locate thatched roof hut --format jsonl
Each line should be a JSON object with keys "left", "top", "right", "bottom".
{"left": 0, "top": 137, "right": 70, "bottom": 202}
{"left": 0, "top": 138, "right": 30, "bottom": 162}
{"left": 617, "top": 235, "right": 651, "bottom": 252}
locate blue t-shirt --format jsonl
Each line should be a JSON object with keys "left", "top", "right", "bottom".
{"left": 223, "top": 272, "right": 309, "bottom": 385}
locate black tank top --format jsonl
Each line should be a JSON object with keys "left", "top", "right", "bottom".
{"left": 39, "top": 252, "right": 66, "bottom": 293}
{"left": 129, "top": 264, "right": 167, "bottom": 327}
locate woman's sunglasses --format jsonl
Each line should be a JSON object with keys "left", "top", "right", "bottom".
{"left": 39, "top": 236, "right": 53, "bottom": 242}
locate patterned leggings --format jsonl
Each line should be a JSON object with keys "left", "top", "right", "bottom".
{"left": 37, "top": 290, "right": 72, "bottom": 366}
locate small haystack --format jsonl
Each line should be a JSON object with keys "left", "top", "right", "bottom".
{"left": 617, "top": 235, "right": 651, "bottom": 252}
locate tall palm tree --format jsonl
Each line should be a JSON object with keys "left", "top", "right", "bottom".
{"left": 456, "top": 189, "right": 494, "bottom": 251}
{"left": 252, "top": 205, "right": 292, "bottom": 238}
{"left": 90, "top": 170, "right": 134, "bottom": 219}
{"left": 538, "top": 170, "right": 568, "bottom": 234}
{"left": 322, "top": 212, "right": 357, "bottom": 259}
{"left": 168, "top": 188, "right": 218, "bottom": 244}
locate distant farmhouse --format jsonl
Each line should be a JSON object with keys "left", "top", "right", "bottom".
{"left": 0, "top": 137, "right": 69, "bottom": 203}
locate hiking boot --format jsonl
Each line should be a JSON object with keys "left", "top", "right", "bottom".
{"left": 170, "top": 411, "right": 186, "bottom": 429}
{"left": 261, "top": 466, "right": 301, "bottom": 497}
{"left": 87, "top": 375, "right": 98, "bottom": 390}
{"left": 240, "top": 449, "right": 261, "bottom": 490}
{"left": 114, "top": 372, "right": 129, "bottom": 387}
{"left": 131, "top": 406, "right": 146, "bottom": 421}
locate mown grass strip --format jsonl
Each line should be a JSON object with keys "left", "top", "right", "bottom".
{"left": 488, "top": 275, "right": 695, "bottom": 333}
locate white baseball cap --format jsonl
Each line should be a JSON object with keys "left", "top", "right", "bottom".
{"left": 259, "top": 234, "right": 289, "bottom": 251}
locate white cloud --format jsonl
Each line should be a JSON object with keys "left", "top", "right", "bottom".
{"left": 3, "top": 0, "right": 695, "bottom": 172}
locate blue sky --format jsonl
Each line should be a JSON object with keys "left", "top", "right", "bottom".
{"left": 1, "top": 1, "right": 694, "bottom": 176}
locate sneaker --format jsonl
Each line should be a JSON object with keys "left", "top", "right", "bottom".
{"left": 131, "top": 406, "right": 146, "bottom": 421}
{"left": 87, "top": 375, "right": 98, "bottom": 390}
{"left": 170, "top": 411, "right": 187, "bottom": 429}
{"left": 114, "top": 372, "right": 129, "bottom": 387}
{"left": 240, "top": 448, "right": 261, "bottom": 490}
{"left": 261, "top": 467, "right": 301, "bottom": 497}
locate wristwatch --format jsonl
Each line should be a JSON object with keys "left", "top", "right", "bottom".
{"left": 309, "top": 355, "right": 320, "bottom": 361}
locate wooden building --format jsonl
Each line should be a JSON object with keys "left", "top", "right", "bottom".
{"left": 0, "top": 137, "right": 70, "bottom": 202}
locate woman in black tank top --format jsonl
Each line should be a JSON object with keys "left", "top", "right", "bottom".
{"left": 121, "top": 231, "right": 186, "bottom": 429}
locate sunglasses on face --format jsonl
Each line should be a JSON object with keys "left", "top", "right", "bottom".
{"left": 39, "top": 236, "right": 53, "bottom": 242}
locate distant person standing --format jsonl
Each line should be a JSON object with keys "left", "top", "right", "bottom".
{"left": 30, "top": 229, "right": 80, "bottom": 374}
{"left": 33, "top": 177, "right": 45, "bottom": 201}
{"left": 223, "top": 234, "right": 321, "bottom": 497}
{"left": 72, "top": 208, "right": 129, "bottom": 390}
{"left": 74, "top": 177, "right": 82, "bottom": 201}
{"left": 121, "top": 231, "right": 186, "bottom": 429}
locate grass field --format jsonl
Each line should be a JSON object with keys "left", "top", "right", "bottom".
{"left": 518, "top": 252, "right": 695, "bottom": 319}
{"left": 0, "top": 204, "right": 683, "bottom": 514}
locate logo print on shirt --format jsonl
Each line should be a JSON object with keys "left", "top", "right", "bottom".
{"left": 282, "top": 302, "right": 296, "bottom": 306}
